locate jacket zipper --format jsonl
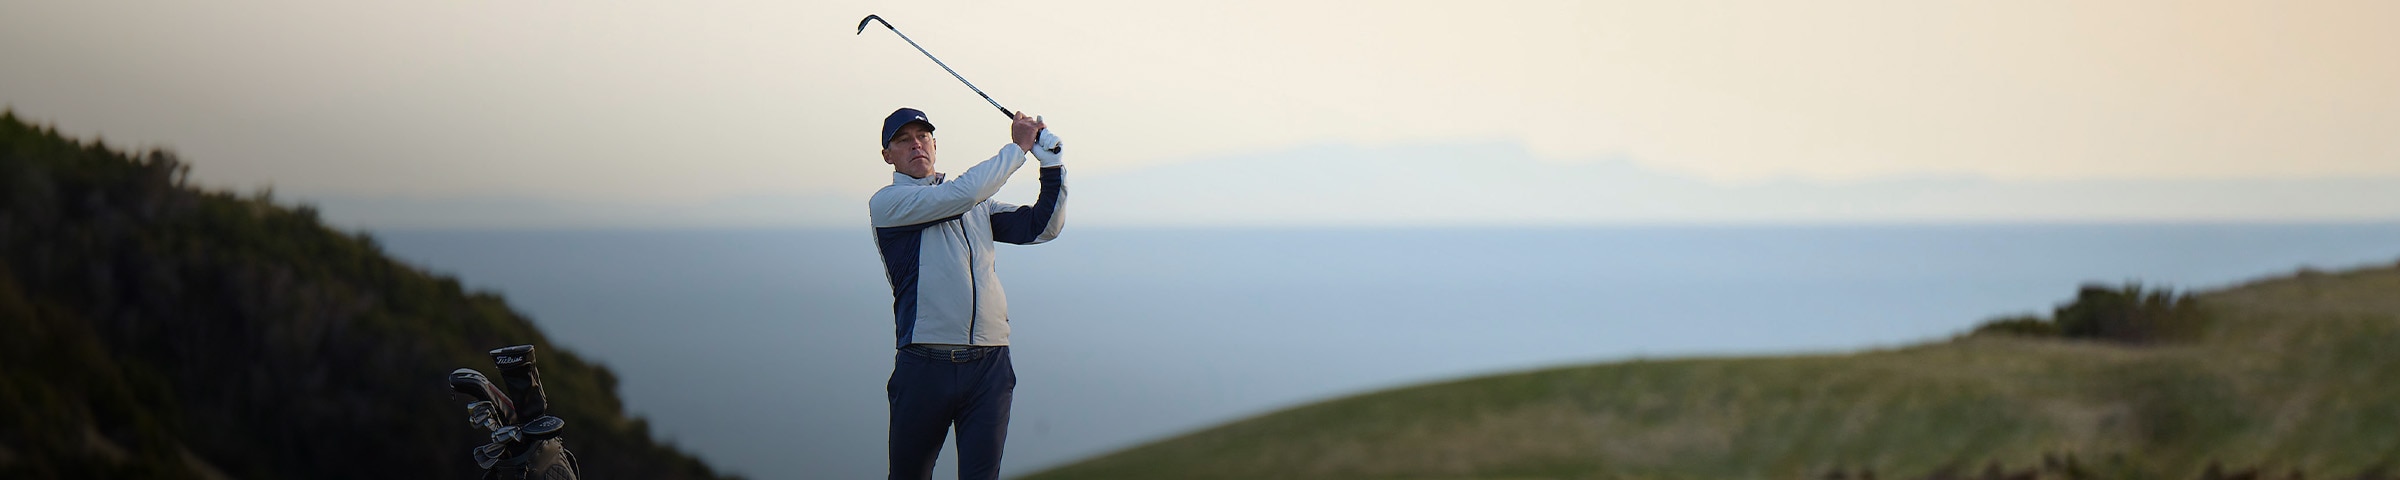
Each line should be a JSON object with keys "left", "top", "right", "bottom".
{"left": 958, "top": 219, "right": 977, "bottom": 343}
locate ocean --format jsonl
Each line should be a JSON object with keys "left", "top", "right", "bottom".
{"left": 377, "top": 224, "right": 2400, "bottom": 479}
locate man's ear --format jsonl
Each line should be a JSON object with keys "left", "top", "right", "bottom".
{"left": 879, "top": 147, "right": 895, "bottom": 165}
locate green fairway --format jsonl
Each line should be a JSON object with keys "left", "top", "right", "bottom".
{"left": 1025, "top": 262, "right": 2400, "bottom": 480}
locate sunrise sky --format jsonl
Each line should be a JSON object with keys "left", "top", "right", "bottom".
{"left": 4, "top": 1, "right": 2396, "bottom": 227}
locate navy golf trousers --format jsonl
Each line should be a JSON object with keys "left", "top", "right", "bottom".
{"left": 888, "top": 345, "right": 1015, "bottom": 480}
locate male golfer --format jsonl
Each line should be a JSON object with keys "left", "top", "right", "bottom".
{"left": 868, "top": 107, "right": 1066, "bottom": 480}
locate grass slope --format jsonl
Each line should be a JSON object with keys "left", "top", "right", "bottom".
{"left": 1026, "top": 262, "right": 2400, "bottom": 480}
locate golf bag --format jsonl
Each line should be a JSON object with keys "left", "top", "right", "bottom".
{"left": 449, "top": 344, "right": 581, "bottom": 480}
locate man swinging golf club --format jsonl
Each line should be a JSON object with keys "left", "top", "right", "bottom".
{"left": 868, "top": 106, "right": 1066, "bottom": 480}
{"left": 858, "top": 14, "right": 1066, "bottom": 478}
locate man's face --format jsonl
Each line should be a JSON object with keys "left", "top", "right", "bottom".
{"left": 882, "top": 123, "right": 937, "bottom": 178}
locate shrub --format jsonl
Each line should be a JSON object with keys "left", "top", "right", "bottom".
{"left": 1972, "top": 314, "right": 2059, "bottom": 337}
{"left": 2053, "top": 283, "right": 2204, "bottom": 344}
{"left": 1966, "top": 283, "right": 2203, "bottom": 344}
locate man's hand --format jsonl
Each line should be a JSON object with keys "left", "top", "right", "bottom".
{"left": 1031, "top": 127, "right": 1063, "bottom": 167}
{"left": 1010, "top": 112, "right": 1043, "bottom": 153}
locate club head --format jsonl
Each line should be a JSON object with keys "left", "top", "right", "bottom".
{"left": 489, "top": 344, "right": 549, "bottom": 420}
{"left": 473, "top": 441, "right": 509, "bottom": 470}
{"left": 465, "top": 401, "right": 502, "bottom": 432}
{"left": 448, "top": 368, "right": 516, "bottom": 425}
{"left": 490, "top": 344, "right": 536, "bottom": 369}
{"left": 490, "top": 424, "right": 524, "bottom": 445}
{"left": 856, "top": 14, "right": 885, "bottom": 35}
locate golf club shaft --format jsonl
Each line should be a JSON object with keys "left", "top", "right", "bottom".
{"left": 858, "top": 15, "right": 1014, "bottom": 120}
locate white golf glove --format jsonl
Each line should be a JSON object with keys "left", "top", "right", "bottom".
{"left": 1031, "top": 128, "right": 1064, "bottom": 167}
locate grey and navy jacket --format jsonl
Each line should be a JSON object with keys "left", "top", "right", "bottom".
{"left": 870, "top": 143, "right": 1066, "bottom": 349}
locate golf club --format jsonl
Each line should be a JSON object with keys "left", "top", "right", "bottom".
{"left": 448, "top": 354, "right": 581, "bottom": 480}
{"left": 465, "top": 400, "right": 504, "bottom": 432}
{"left": 855, "top": 14, "right": 1014, "bottom": 121}
{"left": 449, "top": 368, "right": 517, "bottom": 426}
{"left": 518, "top": 415, "right": 567, "bottom": 442}
{"left": 489, "top": 345, "right": 548, "bottom": 421}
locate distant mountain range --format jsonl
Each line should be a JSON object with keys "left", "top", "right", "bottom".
{"left": 310, "top": 142, "right": 2400, "bottom": 230}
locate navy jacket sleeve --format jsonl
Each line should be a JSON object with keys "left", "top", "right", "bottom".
{"left": 988, "top": 166, "right": 1066, "bottom": 245}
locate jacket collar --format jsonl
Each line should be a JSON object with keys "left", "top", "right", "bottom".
{"left": 892, "top": 171, "right": 945, "bottom": 186}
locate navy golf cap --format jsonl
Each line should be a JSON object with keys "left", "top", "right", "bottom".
{"left": 880, "top": 108, "right": 935, "bottom": 147}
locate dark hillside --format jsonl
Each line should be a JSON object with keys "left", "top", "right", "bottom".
{"left": 0, "top": 110, "right": 733, "bottom": 479}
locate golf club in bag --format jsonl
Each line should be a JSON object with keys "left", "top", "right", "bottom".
{"left": 448, "top": 344, "right": 580, "bottom": 480}
{"left": 857, "top": 13, "right": 1062, "bottom": 156}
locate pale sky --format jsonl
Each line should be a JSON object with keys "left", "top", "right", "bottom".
{"left": 3, "top": 1, "right": 2396, "bottom": 227}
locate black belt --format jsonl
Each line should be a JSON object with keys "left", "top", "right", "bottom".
{"left": 901, "top": 344, "right": 1002, "bottom": 363}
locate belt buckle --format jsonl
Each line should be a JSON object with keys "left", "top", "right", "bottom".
{"left": 948, "top": 347, "right": 966, "bottom": 363}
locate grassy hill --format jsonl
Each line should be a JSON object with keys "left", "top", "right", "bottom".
{"left": 1026, "top": 262, "right": 2400, "bottom": 479}
{"left": 0, "top": 110, "right": 733, "bottom": 479}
